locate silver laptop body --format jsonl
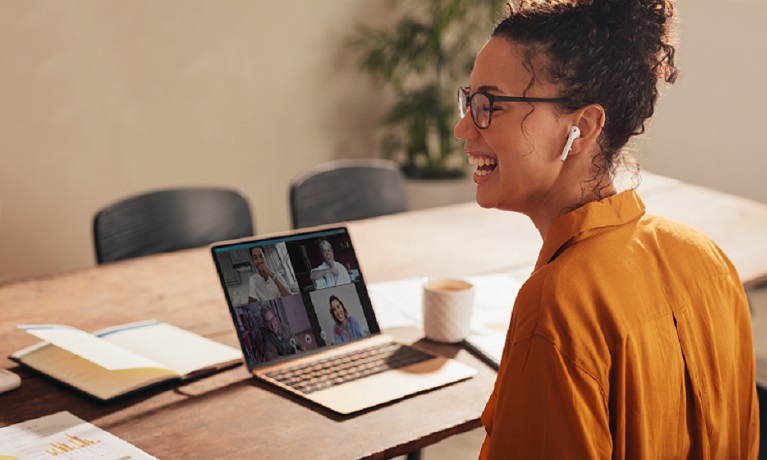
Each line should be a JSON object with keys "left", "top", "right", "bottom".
{"left": 211, "top": 226, "right": 476, "bottom": 414}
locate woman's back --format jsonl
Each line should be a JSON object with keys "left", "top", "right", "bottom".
{"left": 483, "top": 190, "right": 759, "bottom": 458}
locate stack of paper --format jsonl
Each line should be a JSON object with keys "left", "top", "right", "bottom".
{"left": 367, "top": 273, "right": 523, "bottom": 368}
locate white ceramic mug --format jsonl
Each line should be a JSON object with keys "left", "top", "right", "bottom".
{"left": 422, "top": 278, "right": 474, "bottom": 343}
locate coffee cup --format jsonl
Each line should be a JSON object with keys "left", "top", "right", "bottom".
{"left": 422, "top": 278, "right": 474, "bottom": 343}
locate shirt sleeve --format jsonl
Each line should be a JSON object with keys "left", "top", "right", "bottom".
{"left": 311, "top": 263, "right": 328, "bottom": 289}
{"left": 349, "top": 316, "right": 366, "bottom": 338}
{"left": 338, "top": 265, "right": 351, "bottom": 284}
{"left": 314, "top": 277, "right": 328, "bottom": 289}
{"left": 273, "top": 273, "right": 294, "bottom": 295}
{"left": 484, "top": 334, "right": 612, "bottom": 459}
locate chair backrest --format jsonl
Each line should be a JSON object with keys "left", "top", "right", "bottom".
{"left": 289, "top": 159, "right": 407, "bottom": 229}
{"left": 93, "top": 187, "right": 254, "bottom": 264}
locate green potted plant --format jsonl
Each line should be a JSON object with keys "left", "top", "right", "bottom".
{"left": 350, "top": 0, "right": 504, "bottom": 180}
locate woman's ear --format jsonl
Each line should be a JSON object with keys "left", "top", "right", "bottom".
{"left": 568, "top": 104, "right": 606, "bottom": 157}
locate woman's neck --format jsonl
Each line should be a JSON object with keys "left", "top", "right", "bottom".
{"left": 531, "top": 174, "right": 617, "bottom": 239}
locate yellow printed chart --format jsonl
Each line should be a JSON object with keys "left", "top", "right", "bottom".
{"left": 0, "top": 412, "right": 156, "bottom": 459}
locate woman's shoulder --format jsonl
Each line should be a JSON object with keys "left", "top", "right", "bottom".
{"left": 640, "top": 211, "right": 700, "bottom": 234}
{"left": 517, "top": 211, "right": 740, "bottom": 343}
{"left": 639, "top": 213, "right": 736, "bottom": 272}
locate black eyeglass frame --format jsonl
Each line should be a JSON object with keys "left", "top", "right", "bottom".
{"left": 458, "top": 86, "right": 575, "bottom": 130}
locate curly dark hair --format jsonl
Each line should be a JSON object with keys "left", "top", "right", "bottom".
{"left": 492, "top": 0, "right": 678, "bottom": 178}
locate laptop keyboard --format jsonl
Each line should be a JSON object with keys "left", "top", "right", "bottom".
{"left": 265, "top": 342, "right": 434, "bottom": 395}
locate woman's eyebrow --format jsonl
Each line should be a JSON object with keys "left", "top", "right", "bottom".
{"left": 476, "top": 85, "right": 502, "bottom": 93}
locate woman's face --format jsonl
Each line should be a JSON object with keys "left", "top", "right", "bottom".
{"left": 330, "top": 300, "right": 346, "bottom": 322}
{"left": 454, "top": 38, "right": 571, "bottom": 219}
{"left": 321, "top": 244, "right": 334, "bottom": 263}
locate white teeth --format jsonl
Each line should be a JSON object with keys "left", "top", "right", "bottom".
{"left": 467, "top": 153, "right": 497, "bottom": 167}
{"left": 467, "top": 153, "right": 497, "bottom": 177}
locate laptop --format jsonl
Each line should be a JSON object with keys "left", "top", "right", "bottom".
{"left": 210, "top": 226, "right": 476, "bottom": 414}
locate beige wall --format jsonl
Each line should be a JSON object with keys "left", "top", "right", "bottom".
{"left": 1, "top": 0, "right": 765, "bottom": 284}
{"left": 0, "top": 0, "right": 393, "bottom": 282}
{"left": 638, "top": 0, "right": 767, "bottom": 200}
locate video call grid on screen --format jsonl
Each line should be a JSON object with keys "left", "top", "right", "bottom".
{"left": 212, "top": 227, "right": 380, "bottom": 369}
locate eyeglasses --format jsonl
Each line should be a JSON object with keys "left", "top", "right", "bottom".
{"left": 458, "top": 86, "right": 573, "bottom": 130}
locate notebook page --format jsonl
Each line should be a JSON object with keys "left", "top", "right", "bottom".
{"left": 19, "top": 325, "right": 164, "bottom": 371}
{"left": 96, "top": 321, "right": 242, "bottom": 376}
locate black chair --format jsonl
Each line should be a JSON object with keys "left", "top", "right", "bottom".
{"left": 93, "top": 186, "right": 254, "bottom": 264}
{"left": 289, "top": 159, "right": 407, "bottom": 229}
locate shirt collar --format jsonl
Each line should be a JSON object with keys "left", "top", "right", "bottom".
{"left": 535, "top": 189, "right": 646, "bottom": 270}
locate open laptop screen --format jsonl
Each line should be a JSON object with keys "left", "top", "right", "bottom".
{"left": 211, "top": 227, "right": 381, "bottom": 370}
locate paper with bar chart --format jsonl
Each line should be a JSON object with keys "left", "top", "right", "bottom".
{"left": 0, "top": 411, "right": 157, "bottom": 459}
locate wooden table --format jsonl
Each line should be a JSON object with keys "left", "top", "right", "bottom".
{"left": 2, "top": 171, "right": 766, "bottom": 459}
{"left": 0, "top": 248, "right": 495, "bottom": 459}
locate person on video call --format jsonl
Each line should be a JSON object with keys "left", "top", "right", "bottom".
{"left": 248, "top": 247, "right": 294, "bottom": 303}
{"left": 243, "top": 319, "right": 266, "bottom": 365}
{"left": 455, "top": 1, "right": 758, "bottom": 458}
{"left": 260, "top": 305, "right": 302, "bottom": 359}
{"left": 309, "top": 239, "right": 351, "bottom": 289}
{"left": 328, "top": 295, "right": 367, "bottom": 344}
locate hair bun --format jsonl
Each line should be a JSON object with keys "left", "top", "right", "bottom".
{"left": 493, "top": 0, "right": 679, "bottom": 175}
{"left": 587, "top": 0, "right": 677, "bottom": 82}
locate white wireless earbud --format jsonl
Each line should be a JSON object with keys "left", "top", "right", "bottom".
{"left": 559, "top": 126, "right": 581, "bottom": 162}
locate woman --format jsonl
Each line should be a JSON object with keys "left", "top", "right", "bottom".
{"left": 310, "top": 239, "right": 351, "bottom": 289}
{"left": 328, "top": 295, "right": 367, "bottom": 344}
{"left": 455, "top": 1, "right": 759, "bottom": 457}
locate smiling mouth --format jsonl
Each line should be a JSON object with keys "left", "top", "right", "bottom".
{"left": 467, "top": 154, "right": 498, "bottom": 176}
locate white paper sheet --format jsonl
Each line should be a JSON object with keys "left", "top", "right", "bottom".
{"left": 0, "top": 411, "right": 157, "bottom": 459}
{"left": 367, "top": 272, "right": 522, "bottom": 343}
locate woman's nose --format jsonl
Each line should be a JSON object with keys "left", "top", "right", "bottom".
{"left": 454, "top": 112, "right": 478, "bottom": 141}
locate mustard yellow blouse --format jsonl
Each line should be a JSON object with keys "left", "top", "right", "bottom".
{"left": 480, "top": 189, "right": 759, "bottom": 459}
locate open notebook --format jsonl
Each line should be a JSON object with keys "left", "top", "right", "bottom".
{"left": 210, "top": 226, "right": 476, "bottom": 414}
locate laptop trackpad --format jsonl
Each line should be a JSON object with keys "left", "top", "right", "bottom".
{"left": 309, "top": 357, "right": 477, "bottom": 414}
